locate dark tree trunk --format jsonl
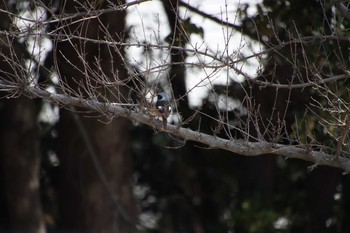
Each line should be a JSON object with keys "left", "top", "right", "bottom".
{"left": 0, "top": 1, "right": 45, "bottom": 230}
{"left": 161, "top": 0, "right": 189, "bottom": 113}
{"left": 54, "top": 1, "right": 136, "bottom": 232}
{"left": 0, "top": 98, "right": 45, "bottom": 233}
{"left": 306, "top": 167, "right": 340, "bottom": 233}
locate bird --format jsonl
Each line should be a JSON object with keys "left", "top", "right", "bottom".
{"left": 155, "top": 92, "right": 171, "bottom": 129}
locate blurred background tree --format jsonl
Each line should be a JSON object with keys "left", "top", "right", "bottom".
{"left": 1, "top": 0, "right": 350, "bottom": 233}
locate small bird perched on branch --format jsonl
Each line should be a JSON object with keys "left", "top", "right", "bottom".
{"left": 155, "top": 92, "right": 171, "bottom": 129}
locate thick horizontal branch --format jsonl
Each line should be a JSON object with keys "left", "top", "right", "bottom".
{"left": 2, "top": 83, "right": 349, "bottom": 172}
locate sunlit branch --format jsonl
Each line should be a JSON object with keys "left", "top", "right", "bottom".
{"left": 1, "top": 82, "right": 349, "bottom": 172}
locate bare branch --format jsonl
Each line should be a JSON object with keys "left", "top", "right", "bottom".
{"left": 331, "top": 0, "right": 350, "bottom": 21}
{"left": 248, "top": 74, "right": 350, "bottom": 89}
{"left": 5, "top": 83, "right": 350, "bottom": 173}
{"left": 0, "top": 0, "right": 151, "bottom": 25}
{"left": 179, "top": 1, "right": 241, "bottom": 30}
{"left": 2, "top": 0, "right": 350, "bottom": 174}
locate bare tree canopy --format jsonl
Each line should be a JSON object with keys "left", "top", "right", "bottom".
{"left": 1, "top": 0, "right": 350, "bottom": 232}
{"left": 1, "top": 0, "right": 350, "bottom": 171}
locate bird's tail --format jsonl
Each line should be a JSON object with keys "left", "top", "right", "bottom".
{"left": 162, "top": 117, "right": 167, "bottom": 129}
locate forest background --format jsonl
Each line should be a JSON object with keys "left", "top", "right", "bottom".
{"left": 1, "top": 0, "right": 350, "bottom": 233}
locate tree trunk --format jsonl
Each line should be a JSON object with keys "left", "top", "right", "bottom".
{"left": 55, "top": 1, "right": 136, "bottom": 232}
{"left": 0, "top": 98, "right": 45, "bottom": 233}
{"left": 0, "top": 1, "right": 45, "bottom": 230}
{"left": 161, "top": 0, "right": 189, "bottom": 112}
